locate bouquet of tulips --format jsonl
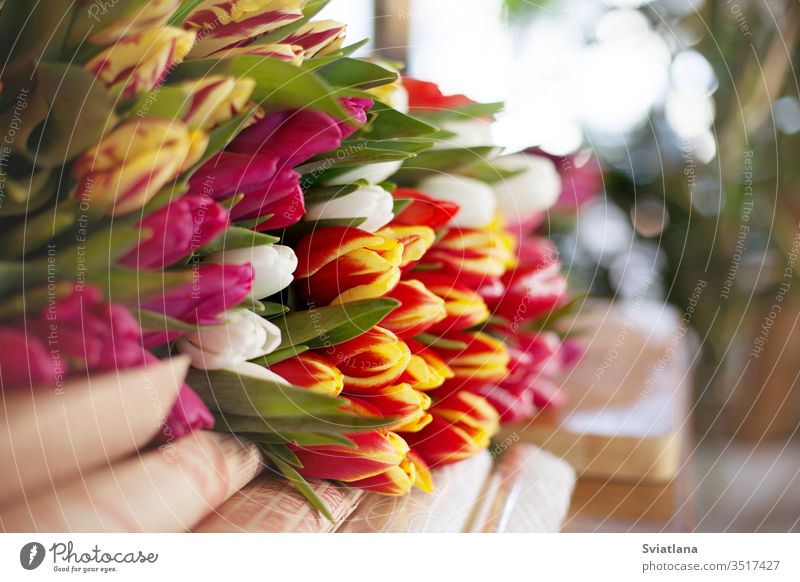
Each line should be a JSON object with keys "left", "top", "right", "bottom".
{"left": 0, "top": 0, "right": 588, "bottom": 519}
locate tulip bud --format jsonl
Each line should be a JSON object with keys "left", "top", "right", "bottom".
{"left": 481, "top": 237, "right": 566, "bottom": 323}
{"left": 161, "top": 383, "right": 215, "bottom": 440}
{"left": 413, "top": 272, "right": 490, "bottom": 334}
{"left": 304, "top": 184, "right": 395, "bottom": 233}
{"left": 184, "top": 0, "right": 305, "bottom": 58}
{"left": 122, "top": 195, "right": 229, "bottom": 270}
{"left": 85, "top": 0, "right": 182, "bottom": 44}
{"left": 398, "top": 341, "right": 454, "bottom": 391}
{"left": 268, "top": 353, "right": 344, "bottom": 397}
{"left": 86, "top": 27, "right": 196, "bottom": 99}
{"left": 417, "top": 174, "right": 497, "bottom": 228}
{"left": 205, "top": 244, "right": 297, "bottom": 301}
{"left": 391, "top": 187, "right": 460, "bottom": 230}
{"left": 0, "top": 328, "right": 60, "bottom": 390}
{"left": 348, "top": 448, "right": 433, "bottom": 495}
{"left": 431, "top": 331, "right": 510, "bottom": 383}
{"left": 380, "top": 280, "right": 446, "bottom": 338}
{"left": 404, "top": 391, "right": 500, "bottom": 466}
{"left": 178, "top": 76, "right": 256, "bottom": 130}
{"left": 491, "top": 154, "right": 561, "bottom": 223}
{"left": 376, "top": 225, "right": 435, "bottom": 269}
{"left": 325, "top": 326, "right": 411, "bottom": 391}
{"left": 211, "top": 43, "right": 305, "bottom": 63}
{"left": 347, "top": 382, "right": 432, "bottom": 433}
{"left": 141, "top": 263, "right": 254, "bottom": 345}
{"left": 432, "top": 118, "right": 495, "bottom": 150}
{"left": 73, "top": 119, "right": 207, "bottom": 216}
{"left": 294, "top": 227, "right": 403, "bottom": 306}
{"left": 176, "top": 308, "right": 281, "bottom": 370}
{"left": 282, "top": 19, "right": 346, "bottom": 58}
{"left": 290, "top": 429, "right": 408, "bottom": 483}
{"left": 419, "top": 225, "right": 516, "bottom": 288}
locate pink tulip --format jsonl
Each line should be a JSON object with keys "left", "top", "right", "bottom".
{"left": 0, "top": 328, "right": 60, "bottom": 390}
{"left": 122, "top": 195, "right": 229, "bottom": 269}
{"left": 142, "top": 262, "right": 253, "bottom": 329}
{"left": 160, "top": 383, "right": 215, "bottom": 441}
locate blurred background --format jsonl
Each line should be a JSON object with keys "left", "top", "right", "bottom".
{"left": 319, "top": 0, "right": 800, "bottom": 531}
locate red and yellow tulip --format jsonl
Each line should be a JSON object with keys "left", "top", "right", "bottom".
{"left": 324, "top": 326, "right": 411, "bottom": 391}
{"left": 283, "top": 20, "right": 346, "bottom": 59}
{"left": 291, "top": 427, "right": 432, "bottom": 495}
{"left": 430, "top": 331, "right": 510, "bottom": 383}
{"left": 72, "top": 119, "right": 207, "bottom": 216}
{"left": 418, "top": 224, "right": 516, "bottom": 287}
{"left": 347, "top": 383, "right": 432, "bottom": 433}
{"left": 294, "top": 226, "right": 403, "bottom": 306}
{"left": 268, "top": 353, "right": 344, "bottom": 397}
{"left": 376, "top": 224, "right": 435, "bottom": 269}
{"left": 413, "top": 272, "right": 490, "bottom": 334}
{"left": 404, "top": 390, "right": 500, "bottom": 466}
{"left": 380, "top": 280, "right": 447, "bottom": 338}
{"left": 87, "top": 0, "right": 181, "bottom": 44}
{"left": 86, "top": 27, "right": 196, "bottom": 99}
{"left": 399, "top": 340, "right": 455, "bottom": 391}
{"left": 177, "top": 75, "right": 256, "bottom": 129}
{"left": 183, "top": 0, "right": 305, "bottom": 58}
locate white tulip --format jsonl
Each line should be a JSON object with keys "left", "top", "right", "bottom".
{"left": 177, "top": 309, "right": 282, "bottom": 370}
{"left": 206, "top": 244, "right": 297, "bottom": 301}
{"left": 304, "top": 184, "right": 394, "bottom": 232}
{"left": 432, "top": 118, "right": 494, "bottom": 150}
{"left": 322, "top": 160, "right": 403, "bottom": 186}
{"left": 232, "top": 361, "right": 289, "bottom": 384}
{"left": 417, "top": 174, "right": 497, "bottom": 228}
{"left": 491, "top": 154, "right": 562, "bottom": 221}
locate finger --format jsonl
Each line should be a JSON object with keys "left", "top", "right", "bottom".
{"left": 0, "top": 431, "right": 263, "bottom": 532}
{"left": 0, "top": 357, "right": 189, "bottom": 506}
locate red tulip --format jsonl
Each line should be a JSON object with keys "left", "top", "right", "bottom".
{"left": 391, "top": 187, "right": 460, "bottom": 230}
{"left": 404, "top": 78, "right": 476, "bottom": 111}
{"left": 380, "top": 280, "right": 446, "bottom": 338}
{"left": 324, "top": 326, "right": 411, "bottom": 391}
{"left": 294, "top": 227, "right": 403, "bottom": 306}
{"left": 122, "top": 195, "right": 229, "bottom": 269}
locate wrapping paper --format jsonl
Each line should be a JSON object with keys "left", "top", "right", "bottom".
{"left": 486, "top": 444, "right": 576, "bottom": 533}
{"left": 0, "top": 357, "right": 188, "bottom": 506}
{"left": 339, "top": 451, "right": 494, "bottom": 533}
{"left": 0, "top": 432, "right": 263, "bottom": 532}
{"left": 194, "top": 472, "right": 364, "bottom": 533}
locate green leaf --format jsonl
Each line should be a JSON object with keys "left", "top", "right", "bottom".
{"left": 250, "top": 345, "right": 310, "bottom": 367}
{"left": 134, "top": 309, "right": 209, "bottom": 334}
{"left": 167, "top": 0, "right": 207, "bottom": 26}
{"left": 1, "top": 63, "right": 117, "bottom": 168}
{"left": 245, "top": 431, "right": 356, "bottom": 448}
{"left": 273, "top": 298, "right": 400, "bottom": 349}
{"left": 359, "top": 102, "right": 439, "bottom": 140}
{"left": 188, "top": 368, "right": 346, "bottom": 418}
{"left": 415, "top": 333, "right": 468, "bottom": 350}
{"left": 394, "top": 146, "right": 503, "bottom": 184}
{"left": 261, "top": 443, "right": 302, "bottom": 468}
{"left": 248, "top": 300, "right": 290, "bottom": 318}
{"left": 93, "top": 268, "right": 194, "bottom": 306}
{"left": 198, "top": 226, "right": 279, "bottom": 256}
{"left": 263, "top": 448, "right": 334, "bottom": 522}
{"left": 463, "top": 160, "right": 527, "bottom": 184}
{"left": 417, "top": 101, "right": 505, "bottom": 121}
{"left": 392, "top": 198, "right": 412, "bottom": 216}
{"left": 0, "top": 204, "right": 76, "bottom": 259}
{"left": 303, "top": 182, "right": 363, "bottom": 205}
{"left": 282, "top": 217, "right": 367, "bottom": 243}
{"left": 296, "top": 139, "right": 432, "bottom": 174}
{"left": 215, "top": 411, "right": 393, "bottom": 434}
{"left": 313, "top": 58, "right": 398, "bottom": 90}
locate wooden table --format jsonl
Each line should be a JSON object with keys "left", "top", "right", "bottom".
{"left": 499, "top": 300, "right": 695, "bottom": 532}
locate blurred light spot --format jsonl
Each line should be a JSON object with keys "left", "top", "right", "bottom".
{"left": 666, "top": 88, "right": 715, "bottom": 137}
{"left": 671, "top": 50, "right": 718, "bottom": 95}
{"left": 632, "top": 199, "right": 669, "bottom": 237}
{"left": 774, "top": 96, "right": 800, "bottom": 135}
{"left": 577, "top": 199, "right": 633, "bottom": 263}
{"left": 595, "top": 9, "right": 650, "bottom": 42}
